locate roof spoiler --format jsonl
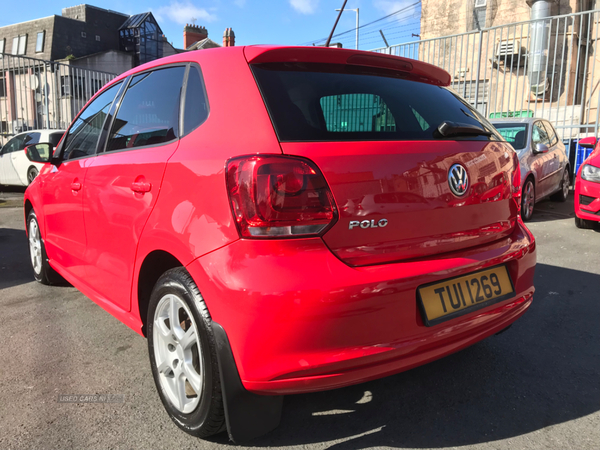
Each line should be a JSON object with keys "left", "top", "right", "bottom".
{"left": 244, "top": 46, "right": 451, "bottom": 87}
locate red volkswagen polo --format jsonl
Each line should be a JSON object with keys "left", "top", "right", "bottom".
{"left": 575, "top": 137, "right": 600, "bottom": 228}
{"left": 24, "top": 46, "right": 536, "bottom": 442}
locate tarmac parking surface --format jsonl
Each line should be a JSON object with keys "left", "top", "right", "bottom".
{"left": 0, "top": 187, "right": 598, "bottom": 450}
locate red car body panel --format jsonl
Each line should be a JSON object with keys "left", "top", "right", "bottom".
{"left": 24, "top": 46, "right": 536, "bottom": 401}
{"left": 281, "top": 140, "right": 518, "bottom": 266}
{"left": 574, "top": 141, "right": 600, "bottom": 222}
{"left": 187, "top": 220, "right": 535, "bottom": 394}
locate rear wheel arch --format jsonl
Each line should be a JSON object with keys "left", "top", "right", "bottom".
{"left": 137, "top": 250, "right": 184, "bottom": 336}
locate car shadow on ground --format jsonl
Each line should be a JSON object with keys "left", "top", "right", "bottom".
{"left": 527, "top": 191, "right": 578, "bottom": 224}
{"left": 206, "top": 262, "right": 600, "bottom": 448}
{"left": 0, "top": 228, "right": 33, "bottom": 289}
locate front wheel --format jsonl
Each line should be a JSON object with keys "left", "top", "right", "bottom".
{"left": 147, "top": 268, "right": 225, "bottom": 438}
{"left": 521, "top": 179, "right": 535, "bottom": 221}
{"left": 27, "top": 210, "right": 63, "bottom": 285}
{"left": 551, "top": 168, "right": 570, "bottom": 202}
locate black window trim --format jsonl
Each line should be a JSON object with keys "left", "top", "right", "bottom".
{"left": 98, "top": 62, "right": 188, "bottom": 156}
{"left": 56, "top": 78, "right": 128, "bottom": 162}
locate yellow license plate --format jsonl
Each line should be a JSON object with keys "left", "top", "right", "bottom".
{"left": 418, "top": 265, "right": 515, "bottom": 326}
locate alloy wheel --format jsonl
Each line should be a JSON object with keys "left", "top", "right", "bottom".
{"left": 28, "top": 218, "right": 42, "bottom": 275}
{"left": 153, "top": 293, "right": 203, "bottom": 414}
{"left": 522, "top": 180, "right": 535, "bottom": 220}
{"left": 561, "top": 170, "right": 570, "bottom": 199}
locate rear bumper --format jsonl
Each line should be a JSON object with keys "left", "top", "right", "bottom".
{"left": 575, "top": 176, "right": 600, "bottom": 221}
{"left": 187, "top": 219, "right": 536, "bottom": 395}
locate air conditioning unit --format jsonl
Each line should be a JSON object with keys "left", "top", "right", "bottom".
{"left": 496, "top": 39, "right": 526, "bottom": 66}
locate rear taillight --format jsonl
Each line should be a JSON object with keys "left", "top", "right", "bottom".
{"left": 226, "top": 155, "right": 338, "bottom": 238}
{"left": 511, "top": 152, "right": 522, "bottom": 215}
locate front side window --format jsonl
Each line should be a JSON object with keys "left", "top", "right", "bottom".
{"left": 532, "top": 122, "right": 550, "bottom": 147}
{"left": 36, "top": 32, "right": 44, "bottom": 53}
{"left": 543, "top": 121, "right": 559, "bottom": 146}
{"left": 105, "top": 66, "right": 185, "bottom": 152}
{"left": 1, "top": 135, "right": 25, "bottom": 154}
{"left": 61, "top": 81, "right": 122, "bottom": 160}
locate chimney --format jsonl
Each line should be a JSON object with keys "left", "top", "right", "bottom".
{"left": 184, "top": 24, "right": 208, "bottom": 49}
{"left": 223, "top": 28, "right": 235, "bottom": 47}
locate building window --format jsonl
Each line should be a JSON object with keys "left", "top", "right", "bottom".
{"left": 36, "top": 31, "right": 45, "bottom": 53}
{"left": 81, "top": 31, "right": 87, "bottom": 38}
{"left": 0, "top": 77, "right": 6, "bottom": 98}
{"left": 0, "top": 38, "right": 5, "bottom": 56}
{"left": 95, "top": 35, "right": 101, "bottom": 41}
{"left": 12, "top": 35, "right": 27, "bottom": 55}
{"left": 472, "top": 0, "right": 487, "bottom": 31}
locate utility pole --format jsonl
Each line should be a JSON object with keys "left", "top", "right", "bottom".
{"left": 335, "top": 7, "right": 359, "bottom": 49}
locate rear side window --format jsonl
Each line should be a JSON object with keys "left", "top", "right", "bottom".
{"left": 252, "top": 63, "right": 497, "bottom": 142}
{"left": 62, "top": 82, "right": 122, "bottom": 160}
{"left": 493, "top": 123, "right": 528, "bottom": 150}
{"left": 105, "top": 66, "right": 185, "bottom": 152}
{"left": 543, "top": 121, "right": 559, "bottom": 146}
{"left": 183, "top": 65, "right": 209, "bottom": 135}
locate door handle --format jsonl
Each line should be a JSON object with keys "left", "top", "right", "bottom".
{"left": 71, "top": 181, "right": 82, "bottom": 191}
{"left": 131, "top": 181, "right": 151, "bottom": 193}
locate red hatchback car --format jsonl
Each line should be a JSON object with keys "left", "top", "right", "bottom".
{"left": 24, "top": 46, "right": 536, "bottom": 442}
{"left": 575, "top": 137, "right": 600, "bottom": 228}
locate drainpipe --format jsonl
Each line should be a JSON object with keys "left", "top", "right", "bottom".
{"left": 528, "top": 0, "right": 551, "bottom": 98}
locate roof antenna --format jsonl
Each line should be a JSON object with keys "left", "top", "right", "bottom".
{"left": 325, "top": 0, "right": 348, "bottom": 47}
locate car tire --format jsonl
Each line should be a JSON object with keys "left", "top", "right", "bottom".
{"left": 575, "top": 216, "right": 597, "bottom": 229}
{"left": 550, "top": 168, "right": 570, "bottom": 202}
{"left": 27, "top": 210, "right": 63, "bottom": 285}
{"left": 521, "top": 178, "right": 535, "bottom": 221}
{"left": 27, "top": 166, "right": 39, "bottom": 185}
{"left": 147, "top": 267, "right": 226, "bottom": 438}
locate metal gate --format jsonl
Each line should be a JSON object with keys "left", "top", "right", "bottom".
{"left": 0, "top": 54, "right": 117, "bottom": 145}
{"left": 372, "top": 9, "right": 600, "bottom": 173}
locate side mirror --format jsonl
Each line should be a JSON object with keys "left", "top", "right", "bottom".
{"left": 25, "top": 143, "right": 54, "bottom": 163}
{"left": 578, "top": 136, "right": 597, "bottom": 149}
{"left": 534, "top": 143, "right": 549, "bottom": 154}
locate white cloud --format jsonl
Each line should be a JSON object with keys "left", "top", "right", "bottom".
{"left": 290, "top": 0, "right": 319, "bottom": 14}
{"left": 234, "top": 0, "right": 246, "bottom": 6}
{"left": 373, "top": 0, "right": 418, "bottom": 17}
{"left": 154, "top": 1, "right": 217, "bottom": 25}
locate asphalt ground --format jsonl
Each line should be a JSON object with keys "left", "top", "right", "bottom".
{"left": 0, "top": 187, "right": 598, "bottom": 450}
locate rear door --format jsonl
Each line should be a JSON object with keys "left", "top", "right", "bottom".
{"left": 252, "top": 62, "right": 519, "bottom": 266}
{"left": 82, "top": 65, "right": 186, "bottom": 311}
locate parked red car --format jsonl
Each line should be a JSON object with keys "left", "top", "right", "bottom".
{"left": 575, "top": 137, "right": 600, "bottom": 228}
{"left": 24, "top": 46, "right": 536, "bottom": 442}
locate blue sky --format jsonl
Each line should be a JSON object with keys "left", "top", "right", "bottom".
{"left": 1, "top": 0, "right": 421, "bottom": 51}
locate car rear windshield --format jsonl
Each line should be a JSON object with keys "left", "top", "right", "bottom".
{"left": 251, "top": 63, "right": 499, "bottom": 142}
{"left": 493, "top": 123, "right": 528, "bottom": 150}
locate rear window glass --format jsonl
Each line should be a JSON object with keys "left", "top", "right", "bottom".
{"left": 251, "top": 63, "right": 498, "bottom": 142}
{"left": 493, "top": 123, "right": 528, "bottom": 150}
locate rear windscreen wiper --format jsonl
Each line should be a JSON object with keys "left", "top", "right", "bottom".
{"left": 434, "top": 121, "right": 492, "bottom": 138}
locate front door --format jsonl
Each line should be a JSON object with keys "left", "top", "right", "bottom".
{"left": 41, "top": 81, "right": 123, "bottom": 282}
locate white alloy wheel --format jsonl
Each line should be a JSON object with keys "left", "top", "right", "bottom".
{"left": 153, "top": 293, "right": 204, "bottom": 414}
{"left": 28, "top": 216, "right": 43, "bottom": 276}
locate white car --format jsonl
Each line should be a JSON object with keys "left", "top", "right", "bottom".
{"left": 0, "top": 130, "right": 65, "bottom": 186}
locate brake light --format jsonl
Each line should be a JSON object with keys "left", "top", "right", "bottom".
{"left": 511, "top": 152, "right": 522, "bottom": 215}
{"left": 226, "top": 155, "right": 338, "bottom": 238}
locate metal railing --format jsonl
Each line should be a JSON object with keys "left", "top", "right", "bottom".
{"left": 371, "top": 9, "right": 600, "bottom": 173}
{"left": 0, "top": 53, "right": 116, "bottom": 145}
